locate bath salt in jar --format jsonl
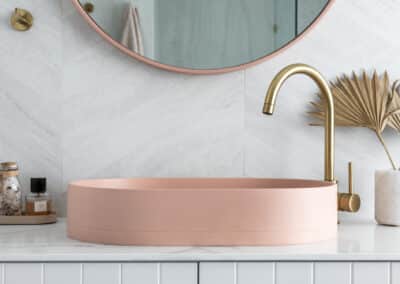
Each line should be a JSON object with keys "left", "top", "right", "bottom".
{"left": 0, "top": 162, "right": 22, "bottom": 216}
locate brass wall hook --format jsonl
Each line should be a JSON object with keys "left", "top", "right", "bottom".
{"left": 10, "top": 8, "right": 33, "bottom": 31}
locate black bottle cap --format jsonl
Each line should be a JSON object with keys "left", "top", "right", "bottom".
{"left": 31, "top": 178, "right": 46, "bottom": 194}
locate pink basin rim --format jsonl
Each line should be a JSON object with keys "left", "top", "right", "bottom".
{"left": 67, "top": 178, "right": 337, "bottom": 246}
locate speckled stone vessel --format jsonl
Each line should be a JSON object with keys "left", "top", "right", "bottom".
{"left": 375, "top": 170, "right": 400, "bottom": 226}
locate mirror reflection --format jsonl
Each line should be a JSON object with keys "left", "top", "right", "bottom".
{"left": 80, "top": 0, "right": 329, "bottom": 70}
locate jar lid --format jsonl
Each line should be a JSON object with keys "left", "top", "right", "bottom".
{"left": 0, "top": 162, "right": 18, "bottom": 171}
{"left": 31, "top": 178, "right": 47, "bottom": 194}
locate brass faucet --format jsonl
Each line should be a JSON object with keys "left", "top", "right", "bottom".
{"left": 263, "top": 63, "right": 360, "bottom": 212}
{"left": 263, "top": 63, "right": 335, "bottom": 182}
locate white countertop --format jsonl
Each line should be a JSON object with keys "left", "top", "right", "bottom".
{"left": 0, "top": 219, "right": 399, "bottom": 262}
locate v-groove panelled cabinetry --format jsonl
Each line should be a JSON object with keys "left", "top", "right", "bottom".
{"left": 1, "top": 221, "right": 400, "bottom": 284}
{"left": 1, "top": 262, "right": 400, "bottom": 284}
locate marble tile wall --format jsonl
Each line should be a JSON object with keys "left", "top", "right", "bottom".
{"left": 0, "top": 0, "right": 400, "bottom": 219}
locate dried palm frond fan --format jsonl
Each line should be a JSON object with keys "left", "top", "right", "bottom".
{"left": 309, "top": 71, "right": 400, "bottom": 170}
{"left": 388, "top": 80, "right": 400, "bottom": 132}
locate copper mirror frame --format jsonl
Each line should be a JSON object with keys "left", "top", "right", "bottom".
{"left": 71, "top": 0, "right": 334, "bottom": 74}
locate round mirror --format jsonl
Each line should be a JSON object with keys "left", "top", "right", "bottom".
{"left": 72, "top": 0, "right": 333, "bottom": 74}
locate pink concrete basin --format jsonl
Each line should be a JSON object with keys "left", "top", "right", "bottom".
{"left": 67, "top": 178, "right": 337, "bottom": 246}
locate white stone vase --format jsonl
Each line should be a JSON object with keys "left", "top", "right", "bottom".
{"left": 375, "top": 170, "right": 400, "bottom": 226}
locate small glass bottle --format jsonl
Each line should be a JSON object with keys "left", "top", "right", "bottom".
{"left": 0, "top": 162, "right": 22, "bottom": 216}
{"left": 25, "top": 178, "right": 52, "bottom": 216}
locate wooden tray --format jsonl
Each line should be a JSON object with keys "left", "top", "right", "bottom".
{"left": 0, "top": 213, "right": 57, "bottom": 225}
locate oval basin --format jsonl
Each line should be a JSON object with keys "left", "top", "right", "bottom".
{"left": 67, "top": 178, "right": 337, "bottom": 246}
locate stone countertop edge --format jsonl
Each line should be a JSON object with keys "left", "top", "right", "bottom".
{"left": 0, "top": 219, "right": 399, "bottom": 262}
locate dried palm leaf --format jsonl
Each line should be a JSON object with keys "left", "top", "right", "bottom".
{"left": 387, "top": 80, "right": 400, "bottom": 132}
{"left": 309, "top": 71, "right": 398, "bottom": 170}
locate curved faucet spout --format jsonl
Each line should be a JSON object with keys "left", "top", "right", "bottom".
{"left": 263, "top": 63, "right": 335, "bottom": 182}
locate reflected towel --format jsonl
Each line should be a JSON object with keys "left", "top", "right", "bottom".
{"left": 121, "top": 4, "right": 144, "bottom": 55}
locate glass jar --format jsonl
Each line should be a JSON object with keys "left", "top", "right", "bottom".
{"left": 0, "top": 162, "right": 22, "bottom": 216}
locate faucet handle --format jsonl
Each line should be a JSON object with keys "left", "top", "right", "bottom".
{"left": 338, "top": 162, "right": 361, "bottom": 212}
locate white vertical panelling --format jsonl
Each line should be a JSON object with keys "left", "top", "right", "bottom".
{"left": 44, "top": 263, "right": 81, "bottom": 284}
{"left": 160, "top": 263, "right": 197, "bottom": 284}
{"left": 4, "top": 263, "right": 42, "bottom": 284}
{"left": 275, "top": 262, "right": 312, "bottom": 284}
{"left": 82, "top": 263, "right": 120, "bottom": 284}
{"left": 353, "top": 262, "right": 390, "bottom": 284}
{"left": 314, "top": 262, "right": 351, "bottom": 284}
{"left": 237, "top": 262, "right": 274, "bottom": 284}
{"left": 392, "top": 263, "right": 400, "bottom": 284}
{"left": 200, "top": 262, "right": 235, "bottom": 284}
{"left": 122, "top": 263, "right": 158, "bottom": 284}
{"left": 0, "top": 262, "right": 399, "bottom": 284}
